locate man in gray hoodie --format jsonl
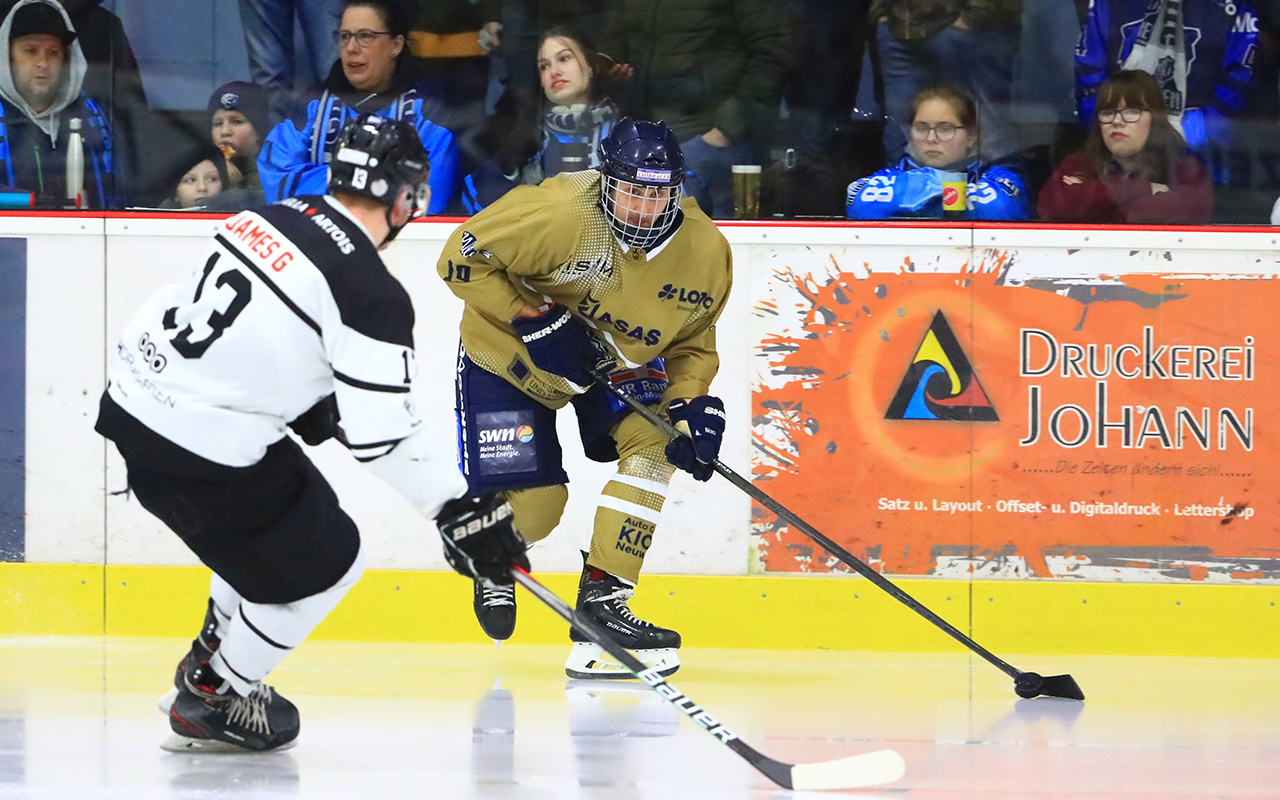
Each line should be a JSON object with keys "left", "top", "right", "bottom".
{"left": 0, "top": 0, "right": 116, "bottom": 207}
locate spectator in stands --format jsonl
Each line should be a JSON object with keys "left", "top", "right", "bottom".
{"left": 603, "top": 0, "right": 790, "bottom": 217}
{"left": 54, "top": 0, "right": 145, "bottom": 205}
{"left": 0, "top": 0, "right": 115, "bottom": 207}
{"left": 238, "top": 0, "right": 343, "bottom": 123}
{"left": 846, "top": 82, "right": 1029, "bottom": 220}
{"left": 1039, "top": 70, "right": 1212, "bottom": 224}
{"left": 209, "top": 81, "right": 268, "bottom": 198}
{"left": 1075, "top": 0, "right": 1280, "bottom": 222}
{"left": 158, "top": 143, "right": 229, "bottom": 209}
{"left": 258, "top": 0, "right": 460, "bottom": 212}
{"left": 493, "top": 0, "right": 609, "bottom": 115}
{"left": 871, "top": 0, "right": 1022, "bottom": 167}
{"left": 461, "top": 25, "right": 620, "bottom": 212}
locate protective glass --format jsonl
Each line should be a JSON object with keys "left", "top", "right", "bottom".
{"left": 333, "top": 29, "right": 392, "bottom": 47}
{"left": 910, "top": 122, "right": 964, "bottom": 142}
{"left": 1096, "top": 107, "right": 1147, "bottom": 124}
{"left": 600, "top": 175, "right": 682, "bottom": 249}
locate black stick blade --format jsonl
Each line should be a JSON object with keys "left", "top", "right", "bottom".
{"left": 1015, "top": 671, "right": 1085, "bottom": 700}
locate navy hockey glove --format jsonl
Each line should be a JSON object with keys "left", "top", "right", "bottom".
{"left": 664, "top": 396, "right": 726, "bottom": 482}
{"left": 511, "top": 303, "right": 597, "bottom": 386}
{"left": 436, "top": 493, "right": 530, "bottom": 584}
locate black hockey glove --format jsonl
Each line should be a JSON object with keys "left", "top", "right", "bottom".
{"left": 288, "top": 393, "right": 340, "bottom": 446}
{"left": 664, "top": 396, "right": 726, "bottom": 482}
{"left": 435, "top": 493, "right": 530, "bottom": 584}
{"left": 510, "top": 303, "right": 597, "bottom": 387}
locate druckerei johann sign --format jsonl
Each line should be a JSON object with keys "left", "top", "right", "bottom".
{"left": 752, "top": 241, "right": 1275, "bottom": 584}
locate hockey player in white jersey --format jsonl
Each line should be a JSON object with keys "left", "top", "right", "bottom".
{"left": 95, "top": 114, "right": 529, "bottom": 753}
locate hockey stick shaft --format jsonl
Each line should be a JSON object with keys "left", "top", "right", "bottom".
{"left": 510, "top": 566, "right": 792, "bottom": 787}
{"left": 592, "top": 372, "right": 1023, "bottom": 680}
{"left": 510, "top": 566, "right": 904, "bottom": 790}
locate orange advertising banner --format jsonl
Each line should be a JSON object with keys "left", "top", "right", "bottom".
{"left": 752, "top": 243, "right": 1276, "bottom": 583}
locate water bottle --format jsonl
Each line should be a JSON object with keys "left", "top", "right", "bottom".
{"left": 66, "top": 117, "right": 84, "bottom": 208}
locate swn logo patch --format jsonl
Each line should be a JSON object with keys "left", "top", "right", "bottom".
{"left": 478, "top": 424, "right": 534, "bottom": 444}
{"left": 657, "top": 284, "right": 714, "bottom": 309}
{"left": 578, "top": 292, "right": 662, "bottom": 346}
{"left": 885, "top": 311, "right": 997, "bottom": 421}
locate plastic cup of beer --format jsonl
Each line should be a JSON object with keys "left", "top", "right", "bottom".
{"left": 732, "top": 164, "right": 762, "bottom": 219}
{"left": 939, "top": 170, "right": 967, "bottom": 218}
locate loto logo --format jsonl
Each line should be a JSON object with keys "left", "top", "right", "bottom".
{"left": 657, "top": 283, "right": 714, "bottom": 309}
{"left": 942, "top": 185, "right": 960, "bottom": 207}
{"left": 479, "top": 425, "right": 534, "bottom": 444}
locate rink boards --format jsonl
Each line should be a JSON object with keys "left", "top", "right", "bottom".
{"left": 0, "top": 214, "right": 1278, "bottom": 654}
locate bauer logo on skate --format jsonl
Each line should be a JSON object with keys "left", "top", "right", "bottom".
{"left": 636, "top": 668, "right": 738, "bottom": 743}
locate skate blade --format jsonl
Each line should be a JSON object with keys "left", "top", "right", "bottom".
{"left": 160, "top": 733, "right": 297, "bottom": 754}
{"left": 564, "top": 642, "right": 679, "bottom": 680}
{"left": 157, "top": 688, "right": 178, "bottom": 715}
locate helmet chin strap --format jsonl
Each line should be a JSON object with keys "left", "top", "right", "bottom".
{"left": 379, "top": 204, "right": 405, "bottom": 249}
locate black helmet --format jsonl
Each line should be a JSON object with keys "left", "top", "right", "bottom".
{"left": 328, "top": 113, "right": 431, "bottom": 216}
{"left": 597, "top": 118, "right": 684, "bottom": 248}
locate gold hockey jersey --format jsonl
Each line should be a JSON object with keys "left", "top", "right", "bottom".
{"left": 438, "top": 170, "right": 733, "bottom": 409}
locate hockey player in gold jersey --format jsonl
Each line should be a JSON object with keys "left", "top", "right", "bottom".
{"left": 438, "top": 118, "right": 732, "bottom": 678}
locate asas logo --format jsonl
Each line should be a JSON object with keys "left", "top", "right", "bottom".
{"left": 885, "top": 311, "right": 997, "bottom": 421}
{"left": 479, "top": 424, "right": 535, "bottom": 444}
{"left": 578, "top": 292, "right": 662, "bottom": 346}
{"left": 657, "top": 283, "right": 714, "bottom": 309}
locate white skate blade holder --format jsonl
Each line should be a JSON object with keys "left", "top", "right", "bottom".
{"left": 160, "top": 733, "right": 298, "bottom": 754}
{"left": 565, "top": 642, "right": 679, "bottom": 680}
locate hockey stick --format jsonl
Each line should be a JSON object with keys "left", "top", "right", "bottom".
{"left": 509, "top": 566, "right": 905, "bottom": 790}
{"left": 591, "top": 369, "right": 1084, "bottom": 702}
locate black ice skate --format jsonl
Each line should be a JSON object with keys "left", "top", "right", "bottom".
{"left": 162, "top": 661, "right": 300, "bottom": 753}
{"left": 158, "top": 598, "right": 223, "bottom": 714}
{"left": 565, "top": 565, "right": 681, "bottom": 680}
{"left": 474, "top": 579, "right": 517, "bottom": 641}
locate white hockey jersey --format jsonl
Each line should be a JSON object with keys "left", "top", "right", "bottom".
{"left": 106, "top": 195, "right": 465, "bottom": 515}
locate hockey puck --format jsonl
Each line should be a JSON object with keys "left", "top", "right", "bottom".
{"left": 1014, "top": 671, "right": 1045, "bottom": 698}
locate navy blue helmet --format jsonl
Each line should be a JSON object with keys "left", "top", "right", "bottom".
{"left": 597, "top": 118, "right": 684, "bottom": 248}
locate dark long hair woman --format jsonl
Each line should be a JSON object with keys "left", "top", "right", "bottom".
{"left": 1038, "top": 70, "right": 1212, "bottom": 224}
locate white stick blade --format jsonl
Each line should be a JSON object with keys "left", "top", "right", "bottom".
{"left": 789, "top": 748, "right": 905, "bottom": 791}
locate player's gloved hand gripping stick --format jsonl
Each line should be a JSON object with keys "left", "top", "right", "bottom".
{"left": 664, "top": 396, "right": 726, "bottom": 481}
{"left": 588, "top": 366, "right": 1084, "bottom": 702}
{"left": 436, "top": 494, "right": 530, "bottom": 584}
{"left": 511, "top": 302, "right": 599, "bottom": 387}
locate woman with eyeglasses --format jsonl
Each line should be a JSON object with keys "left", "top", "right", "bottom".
{"left": 846, "top": 82, "right": 1029, "bottom": 221}
{"left": 258, "top": 0, "right": 460, "bottom": 213}
{"left": 1038, "top": 70, "right": 1212, "bottom": 225}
